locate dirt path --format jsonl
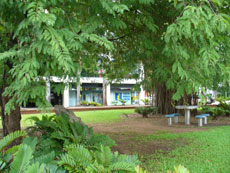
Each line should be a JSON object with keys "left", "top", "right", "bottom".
{"left": 90, "top": 114, "right": 230, "bottom": 155}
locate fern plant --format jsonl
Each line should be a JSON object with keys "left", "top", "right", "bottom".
{"left": 0, "top": 131, "right": 27, "bottom": 172}
{"left": 27, "top": 114, "right": 116, "bottom": 156}
{"left": 59, "top": 144, "right": 140, "bottom": 173}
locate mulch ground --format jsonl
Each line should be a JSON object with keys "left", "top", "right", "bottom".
{"left": 90, "top": 114, "right": 230, "bottom": 155}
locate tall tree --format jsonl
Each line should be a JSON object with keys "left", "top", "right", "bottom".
{"left": 0, "top": 0, "right": 129, "bottom": 136}
{"left": 102, "top": 0, "right": 230, "bottom": 114}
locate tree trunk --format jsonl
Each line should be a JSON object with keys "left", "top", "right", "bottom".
{"left": 103, "top": 78, "right": 107, "bottom": 106}
{"left": 1, "top": 101, "right": 21, "bottom": 136}
{"left": 155, "top": 82, "right": 175, "bottom": 114}
{"left": 0, "top": 66, "right": 21, "bottom": 137}
{"left": 155, "top": 82, "right": 196, "bottom": 115}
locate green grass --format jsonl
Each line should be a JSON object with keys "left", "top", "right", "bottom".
{"left": 140, "top": 126, "right": 230, "bottom": 173}
{"left": 18, "top": 109, "right": 134, "bottom": 127}
{"left": 75, "top": 109, "right": 134, "bottom": 123}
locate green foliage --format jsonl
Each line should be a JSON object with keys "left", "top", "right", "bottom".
{"left": 135, "top": 106, "right": 157, "bottom": 118}
{"left": 174, "top": 165, "right": 190, "bottom": 173}
{"left": 119, "top": 99, "right": 127, "bottom": 105}
{"left": 0, "top": 132, "right": 64, "bottom": 173}
{"left": 112, "top": 101, "right": 118, "bottom": 105}
{"left": 199, "top": 96, "right": 230, "bottom": 117}
{"left": 89, "top": 102, "right": 102, "bottom": 106}
{"left": 59, "top": 144, "right": 140, "bottom": 172}
{"left": 81, "top": 101, "right": 89, "bottom": 106}
{"left": 141, "top": 99, "right": 150, "bottom": 105}
{"left": 198, "top": 106, "right": 228, "bottom": 118}
{"left": 27, "top": 114, "right": 116, "bottom": 156}
{"left": 0, "top": 0, "right": 131, "bottom": 115}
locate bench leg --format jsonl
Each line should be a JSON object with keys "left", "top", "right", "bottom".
{"left": 174, "top": 116, "right": 179, "bottom": 123}
{"left": 198, "top": 118, "right": 203, "bottom": 127}
{"left": 168, "top": 118, "right": 172, "bottom": 126}
{"left": 204, "top": 117, "right": 207, "bottom": 125}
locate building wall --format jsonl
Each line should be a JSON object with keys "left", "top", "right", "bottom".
{"left": 46, "top": 77, "right": 146, "bottom": 107}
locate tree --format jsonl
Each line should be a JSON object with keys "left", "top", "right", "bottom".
{"left": 0, "top": 0, "right": 129, "bottom": 136}
{"left": 102, "top": 0, "right": 230, "bottom": 114}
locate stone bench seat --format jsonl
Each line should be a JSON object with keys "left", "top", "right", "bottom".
{"left": 201, "top": 114, "right": 210, "bottom": 125}
{"left": 165, "top": 113, "right": 180, "bottom": 126}
{"left": 195, "top": 115, "right": 206, "bottom": 127}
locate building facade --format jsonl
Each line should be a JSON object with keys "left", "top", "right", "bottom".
{"left": 46, "top": 76, "right": 146, "bottom": 107}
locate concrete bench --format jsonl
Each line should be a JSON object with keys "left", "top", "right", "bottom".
{"left": 165, "top": 114, "right": 175, "bottom": 126}
{"left": 201, "top": 114, "right": 210, "bottom": 125}
{"left": 195, "top": 115, "right": 206, "bottom": 127}
{"left": 173, "top": 113, "right": 181, "bottom": 123}
{"left": 165, "top": 113, "right": 180, "bottom": 125}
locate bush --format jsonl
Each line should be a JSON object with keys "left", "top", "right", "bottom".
{"left": 59, "top": 144, "right": 140, "bottom": 172}
{"left": 112, "top": 101, "right": 118, "bottom": 105}
{"left": 119, "top": 99, "right": 127, "bottom": 105}
{"left": 27, "top": 115, "right": 116, "bottom": 155}
{"left": 141, "top": 99, "right": 150, "bottom": 105}
{"left": 135, "top": 106, "right": 157, "bottom": 118}
{"left": 96, "top": 103, "right": 102, "bottom": 106}
{"left": 198, "top": 106, "right": 227, "bottom": 118}
{"left": 81, "top": 101, "right": 89, "bottom": 106}
{"left": 0, "top": 114, "right": 143, "bottom": 172}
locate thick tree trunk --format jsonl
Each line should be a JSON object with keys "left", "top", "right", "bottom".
{"left": 0, "top": 66, "right": 21, "bottom": 137}
{"left": 155, "top": 83, "right": 175, "bottom": 114}
{"left": 155, "top": 82, "right": 196, "bottom": 115}
{"left": 1, "top": 102, "right": 21, "bottom": 136}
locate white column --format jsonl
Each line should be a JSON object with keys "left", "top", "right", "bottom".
{"left": 46, "top": 80, "right": 51, "bottom": 103}
{"left": 76, "top": 83, "right": 81, "bottom": 106}
{"left": 106, "top": 84, "right": 111, "bottom": 105}
{"left": 185, "top": 109, "right": 190, "bottom": 125}
{"left": 139, "top": 86, "right": 145, "bottom": 105}
{"left": 63, "top": 84, "right": 69, "bottom": 107}
{"left": 103, "top": 78, "right": 107, "bottom": 106}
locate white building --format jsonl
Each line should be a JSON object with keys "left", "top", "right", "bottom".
{"left": 45, "top": 76, "right": 146, "bottom": 108}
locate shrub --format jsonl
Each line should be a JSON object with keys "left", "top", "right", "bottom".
{"left": 59, "top": 144, "right": 140, "bottom": 172}
{"left": 135, "top": 106, "right": 157, "bottom": 118}
{"left": 89, "top": 102, "right": 102, "bottom": 106}
{"left": 81, "top": 101, "right": 89, "bottom": 106}
{"left": 112, "top": 101, "right": 118, "bottom": 105}
{"left": 27, "top": 115, "right": 116, "bottom": 155}
{"left": 1, "top": 116, "right": 145, "bottom": 172}
{"left": 96, "top": 103, "right": 102, "bottom": 106}
{"left": 198, "top": 106, "right": 227, "bottom": 118}
{"left": 141, "top": 99, "right": 150, "bottom": 105}
{"left": 119, "top": 99, "right": 127, "bottom": 105}
{"left": 0, "top": 132, "right": 64, "bottom": 172}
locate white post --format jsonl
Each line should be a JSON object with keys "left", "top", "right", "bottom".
{"left": 46, "top": 79, "right": 51, "bottom": 103}
{"left": 168, "top": 118, "right": 172, "bottom": 126}
{"left": 106, "top": 83, "right": 111, "bottom": 105}
{"left": 103, "top": 78, "right": 107, "bottom": 106}
{"left": 198, "top": 118, "right": 203, "bottom": 127}
{"left": 174, "top": 116, "right": 179, "bottom": 123}
{"left": 76, "top": 83, "right": 81, "bottom": 106}
{"left": 63, "top": 85, "right": 69, "bottom": 107}
{"left": 139, "top": 86, "right": 145, "bottom": 105}
{"left": 204, "top": 117, "right": 207, "bottom": 125}
{"left": 185, "top": 109, "right": 190, "bottom": 125}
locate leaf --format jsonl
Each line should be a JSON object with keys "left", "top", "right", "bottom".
{"left": 0, "top": 131, "right": 27, "bottom": 152}
{"left": 10, "top": 144, "right": 33, "bottom": 173}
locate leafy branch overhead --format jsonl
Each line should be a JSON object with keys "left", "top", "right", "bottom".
{"left": 0, "top": 0, "right": 129, "bottom": 112}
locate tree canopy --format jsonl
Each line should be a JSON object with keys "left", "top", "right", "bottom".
{"left": 1, "top": 0, "right": 230, "bottom": 133}
{"left": 102, "top": 0, "right": 230, "bottom": 104}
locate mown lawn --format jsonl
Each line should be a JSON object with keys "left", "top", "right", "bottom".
{"left": 140, "top": 126, "right": 230, "bottom": 173}
{"left": 19, "top": 109, "right": 134, "bottom": 127}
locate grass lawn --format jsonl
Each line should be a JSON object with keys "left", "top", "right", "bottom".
{"left": 139, "top": 126, "right": 230, "bottom": 173}
{"left": 18, "top": 109, "right": 135, "bottom": 127}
